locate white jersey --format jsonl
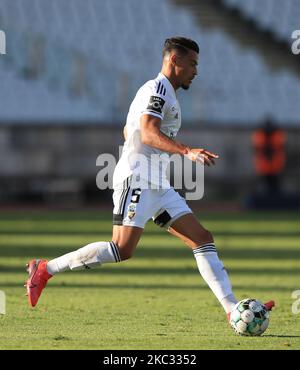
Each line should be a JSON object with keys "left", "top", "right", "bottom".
{"left": 113, "top": 72, "right": 181, "bottom": 189}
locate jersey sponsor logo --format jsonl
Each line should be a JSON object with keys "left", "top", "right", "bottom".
{"left": 171, "top": 106, "right": 179, "bottom": 119}
{"left": 146, "top": 96, "right": 165, "bottom": 114}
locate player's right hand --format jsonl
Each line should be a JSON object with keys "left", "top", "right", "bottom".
{"left": 185, "top": 148, "right": 219, "bottom": 166}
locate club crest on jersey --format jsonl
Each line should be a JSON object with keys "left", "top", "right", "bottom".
{"left": 147, "top": 96, "right": 165, "bottom": 114}
{"left": 127, "top": 203, "right": 137, "bottom": 219}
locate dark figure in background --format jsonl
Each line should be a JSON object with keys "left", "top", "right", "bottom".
{"left": 252, "top": 119, "right": 286, "bottom": 194}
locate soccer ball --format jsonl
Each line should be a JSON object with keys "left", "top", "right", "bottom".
{"left": 230, "top": 298, "right": 270, "bottom": 336}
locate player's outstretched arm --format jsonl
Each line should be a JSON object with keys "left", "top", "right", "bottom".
{"left": 140, "top": 114, "right": 219, "bottom": 165}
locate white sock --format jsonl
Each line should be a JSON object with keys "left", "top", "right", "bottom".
{"left": 193, "top": 243, "right": 237, "bottom": 314}
{"left": 46, "top": 241, "right": 121, "bottom": 275}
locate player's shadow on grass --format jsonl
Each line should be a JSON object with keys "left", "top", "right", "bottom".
{"left": 3, "top": 230, "right": 300, "bottom": 237}
{"left": 263, "top": 334, "right": 300, "bottom": 338}
{"left": 2, "top": 264, "right": 300, "bottom": 277}
{"left": 2, "top": 245, "right": 300, "bottom": 261}
{"left": 2, "top": 217, "right": 300, "bottom": 236}
{"left": 0, "top": 281, "right": 297, "bottom": 292}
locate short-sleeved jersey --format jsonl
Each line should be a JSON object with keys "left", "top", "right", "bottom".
{"left": 113, "top": 73, "right": 181, "bottom": 189}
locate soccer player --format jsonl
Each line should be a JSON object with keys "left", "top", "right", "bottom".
{"left": 25, "top": 37, "right": 274, "bottom": 321}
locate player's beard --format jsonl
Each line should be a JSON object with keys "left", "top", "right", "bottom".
{"left": 181, "top": 84, "right": 190, "bottom": 90}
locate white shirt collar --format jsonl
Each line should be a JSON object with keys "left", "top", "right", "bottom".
{"left": 158, "top": 72, "right": 176, "bottom": 97}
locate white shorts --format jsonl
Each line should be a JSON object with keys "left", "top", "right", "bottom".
{"left": 112, "top": 177, "right": 192, "bottom": 229}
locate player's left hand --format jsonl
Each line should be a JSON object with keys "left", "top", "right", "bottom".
{"left": 185, "top": 148, "right": 219, "bottom": 166}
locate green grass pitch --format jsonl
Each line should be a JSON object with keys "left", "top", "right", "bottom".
{"left": 0, "top": 210, "right": 300, "bottom": 350}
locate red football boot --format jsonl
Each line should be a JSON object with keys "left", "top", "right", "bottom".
{"left": 264, "top": 300, "right": 275, "bottom": 311}
{"left": 25, "top": 259, "right": 52, "bottom": 307}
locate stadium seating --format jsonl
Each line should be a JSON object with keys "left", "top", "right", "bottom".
{"left": 222, "top": 0, "right": 300, "bottom": 42}
{"left": 0, "top": 0, "right": 300, "bottom": 125}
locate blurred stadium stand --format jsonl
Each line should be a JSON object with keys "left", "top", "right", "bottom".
{"left": 222, "top": 0, "right": 300, "bottom": 43}
{"left": 0, "top": 0, "right": 299, "bottom": 205}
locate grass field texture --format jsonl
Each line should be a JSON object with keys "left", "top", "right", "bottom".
{"left": 0, "top": 210, "right": 300, "bottom": 350}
